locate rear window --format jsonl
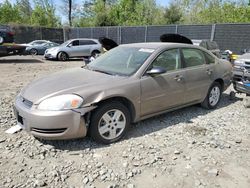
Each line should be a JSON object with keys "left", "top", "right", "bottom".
{"left": 80, "top": 40, "right": 97, "bottom": 45}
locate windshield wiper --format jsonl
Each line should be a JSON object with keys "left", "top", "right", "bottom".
{"left": 91, "top": 69, "right": 113, "bottom": 75}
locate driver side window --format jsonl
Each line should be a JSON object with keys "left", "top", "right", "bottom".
{"left": 151, "top": 49, "right": 181, "bottom": 72}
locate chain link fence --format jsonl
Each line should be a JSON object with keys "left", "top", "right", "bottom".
{"left": 4, "top": 23, "right": 250, "bottom": 54}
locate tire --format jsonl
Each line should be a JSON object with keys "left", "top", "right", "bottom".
{"left": 91, "top": 50, "right": 100, "bottom": 58}
{"left": 201, "top": 82, "right": 222, "bottom": 109}
{"left": 89, "top": 101, "right": 131, "bottom": 144}
{"left": 30, "top": 48, "right": 38, "bottom": 55}
{"left": 57, "top": 52, "right": 68, "bottom": 61}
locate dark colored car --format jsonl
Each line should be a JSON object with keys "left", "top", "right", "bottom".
{"left": 0, "top": 26, "right": 26, "bottom": 57}
{"left": 0, "top": 26, "right": 14, "bottom": 44}
{"left": 26, "top": 42, "right": 60, "bottom": 55}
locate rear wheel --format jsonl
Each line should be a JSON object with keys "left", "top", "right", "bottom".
{"left": 91, "top": 50, "right": 100, "bottom": 58}
{"left": 89, "top": 101, "right": 131, "bottom": 144}
{"left": 201, "top": 82, "right": 222, "bottom": 109}
{"left": 57, "top": 52, "right": 68, "bottom": 61}
{"left": 30, "top": 48, "right": 38, "bottom": 55}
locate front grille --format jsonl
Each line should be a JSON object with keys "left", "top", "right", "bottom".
{"left": 31, "top": 127, "right": 67, "bottom": 134}
{"left": 20, "top": 96, "right": 33, "bottom": 108}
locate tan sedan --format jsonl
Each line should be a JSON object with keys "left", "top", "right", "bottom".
{"left": 14, "top": 43, "right": 232, "bottom": 144}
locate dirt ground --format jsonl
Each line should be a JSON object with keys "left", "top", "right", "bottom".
{"left": 0, "top": 55, "right": 249, "bottom": 188}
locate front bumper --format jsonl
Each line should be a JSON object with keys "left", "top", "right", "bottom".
{"left": 233, "top": 81, "right": 250, "bottom": 95}
{"left": 14, "top": 95, "right": 92, "bottom": 140}
{"left": 44, "top": 53, "right": 57, "bottom": 59}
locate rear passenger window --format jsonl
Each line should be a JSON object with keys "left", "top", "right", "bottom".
{"left": 204, "top": 52, "right": 215, "bottom": 64}
{"left": 151, "top": 49, "right": 181, "bottom": 71}
{"left": 80, "top": 40, "right": 97, "bottom": 45}
{"left": 182, "top": 48, "right": 205, "bottom": 67}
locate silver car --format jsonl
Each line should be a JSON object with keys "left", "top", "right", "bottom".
{"left": 44, "top": 38, "right": 102, "bottom": 61}
{"left": 14, "top": 43, "right": 232, "bottom": 144}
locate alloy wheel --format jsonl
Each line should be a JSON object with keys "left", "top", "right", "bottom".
{"left": 98, "top": 109, "right": 126, "bottom": 140}
{"left": 209, "top": 86, "right": 221, "bottom": 106}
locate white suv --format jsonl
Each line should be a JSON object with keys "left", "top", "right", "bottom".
{"left": 44, "top": 38, "right": 102, "bottom": 61}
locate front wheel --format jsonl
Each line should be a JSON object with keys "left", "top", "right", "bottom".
{"left": 89, "top": 101, "right": 131, "bottom": 144}
{"left": 57, "top": 52, "right": 68, "bottom": 61}
{"left": 30, "top": 48, "right": 38, "bottom": 55}
{"left": 201, "top": 82, "right": 222, "bottom": 109}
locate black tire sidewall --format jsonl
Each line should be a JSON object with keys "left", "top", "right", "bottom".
{"left": 91, "top": 50, "right": 100, "bottom": 58}
{"left": 89, "top": 101, "right": 131, "bottom": 144}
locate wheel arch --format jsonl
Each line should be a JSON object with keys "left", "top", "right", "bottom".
{"left": 57, "top": 51, "right": 69, "bottom": 59}
{"left": 214, "top": 78, "right": 224, "bottom": 90}
{"left": 93, "top": 96, "right": 136, "bottom": 123}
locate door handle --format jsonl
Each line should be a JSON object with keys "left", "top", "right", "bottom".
{"left": 174, "top": 75, "right": 183, "bottom": 82}
{"left": 206, "top": 69, "right": 213, "bottom": 75}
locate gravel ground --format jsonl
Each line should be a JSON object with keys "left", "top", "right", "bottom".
{"left": 0, "top": 55, "right": 249, "bottom": 188}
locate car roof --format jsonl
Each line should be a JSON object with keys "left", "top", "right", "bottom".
{"left": 119, "top": 42, "right": 197, "bottom": 50}
{"left": 69, "top": 38, "right": 99, "bottom": 42}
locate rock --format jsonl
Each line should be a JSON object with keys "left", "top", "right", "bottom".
{"left": 174, "top": 150, "right": 181, "bottom": 155}
{"left": 34, "top": 179, "right": 46, "bottom": 187}
{"left": 207, "top": 169, "right": 219, "bottom": 176}
{"left": 127, "top": 184, "right": 135, "bottom": 188}
{"left": 96, "top": 162, "right": 103, "bottom": 168}
{"left": 99, "top": 169, "right": 106, "bottom": 176}
{"left": 83, "top": 177, "right": 89, "bottom": 184}
{"left": 235, "top": 139, "right": 242, "bottom": 144}
{"left": 123, "top": 162, "right": 128, "bottom": 168}
{"left": 0, "top": 138, "right": 6, "bottom": 143}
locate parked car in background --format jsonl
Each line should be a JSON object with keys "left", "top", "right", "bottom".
{"left": 44, "top": 38, "right": 102, "bottom": 61}
{"left": 26, "top": 42, "right": 60, "bottom": 55}
{"left": 14, "top": 42, "right": 232, "bottom": 143}
{"left": 0, "top": 26, "right": 26, "bottom": 57}
{"left": 22, "top": 40, "right": 50, "bottom": 47}
{"left": 232, "top": 52, "right": 250, "bottom": 83}
{"left": 192, "top": 40, "right": 221, "bottom": 58}
{"left": 0, "top": 26, "right": 14, "bottom": 44}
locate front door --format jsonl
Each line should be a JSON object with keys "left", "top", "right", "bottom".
{"left": 140, "top": 49, "right": 186, "bottom": 117}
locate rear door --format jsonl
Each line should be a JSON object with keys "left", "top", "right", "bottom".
{"left": 140, "top": 48, "right": 186, "bottom": 116}
{"left": 79, "top": 40, "right": 98, "bottom": 56}
{"left": 181, "top": 48, "right": 214, "bottom": 103}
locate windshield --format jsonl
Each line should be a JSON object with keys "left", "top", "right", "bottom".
{"left": 60, "top": 40, "right": 71, "bottom": 46}
{"left": 88, "top": 46, "right": 154, "bottom": 76}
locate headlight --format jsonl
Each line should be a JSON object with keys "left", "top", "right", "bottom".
{"left": 37, "top": 94, "right": 83, "bottom": 111}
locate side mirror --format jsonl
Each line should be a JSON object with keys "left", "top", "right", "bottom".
{"left": 146, "top": 66, "right": 166, "bottom": 76}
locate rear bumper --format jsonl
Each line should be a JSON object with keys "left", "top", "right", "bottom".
{"left": 14, "top": 95, "right": 92, "bottom": 140}
{"left": 233, "top": 81, "right": 250, "bottom": 95}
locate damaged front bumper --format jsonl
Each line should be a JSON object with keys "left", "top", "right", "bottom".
{"left": 14, "top": 95, "right": 96, "bottom": 140}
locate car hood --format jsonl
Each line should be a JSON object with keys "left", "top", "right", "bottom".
{"left": 20, "top": 68, "right": 125, "bottom": 104}
{"left": 237, "top": 53, "right": 250, "bottom": 60}
{"left": 47, "top": 46, "right": 60, "bottom": 52}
